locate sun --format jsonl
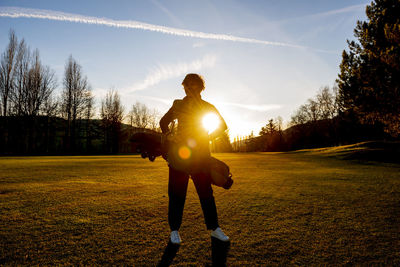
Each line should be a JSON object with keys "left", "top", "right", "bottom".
{"left": 202, "top": 113, "right": 220, "bottom": 133}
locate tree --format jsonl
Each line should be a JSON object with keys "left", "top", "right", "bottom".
{"left": 84, "top": 92, "right": 95, "bottom": 152}
{"left": 61, "top": 55, "right": 92, "bottom": 152}
{"left": 258, "top": 118, "right": 283, "bottom": 151}
{"left": 19, "top": 49, "right": 57, "bottom": 152}
{"left": 20, "top": 49, "right": 56, "bottom": 116}
{"left": 100, "top": 89, "right": 124, "bottom": 153}
{"left": 259, "top": 119, "right": 276, "bottom": 136}
{"left": 290, "top": 104, "right": 309, "bottom": 126}
{"left": 0, "top": 30, "right": 18, "bottom": 117}
{"left": 10, "top": 38, "right": 29, "bottom": 116}
{"left": 337, "top": 0, "right": 400, "bottom": 136}
{"left": 128, "top": 101, "right": 160, "bottom": 131}
{"left": 316, "top": 86, "right": 336, "bottom": 120}
{"left": 0, "top": 31, "right": 57, "bottom": 153}
{"left": 290, "top": 86, "right": 338, "bottom": 126}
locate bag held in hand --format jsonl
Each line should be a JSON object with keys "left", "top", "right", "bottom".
{"left": 209, "top": 157, "right": 233, "bottom": 190}
{"left": 130, "top": 131, "right": 233, "bottom": 190}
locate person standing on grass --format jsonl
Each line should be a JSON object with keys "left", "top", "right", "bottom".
{"left": 160, "top": 73, "right": 229, "bottom": 245}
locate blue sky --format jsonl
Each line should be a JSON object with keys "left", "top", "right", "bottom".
{"left": 0, "top": 0, "right": 368, "bottom": 138}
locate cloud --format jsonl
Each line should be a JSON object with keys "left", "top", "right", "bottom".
{"left": 217, "top": 101, "right": 282, "bottom": 112}
{"left": 129, "top": 54, "right": 217, "bottom": 91}
{"left": 132, "top": 95, "right": 174, "bottom": 105}
{"left": 0, "top": 6, "right": 304, "bottom": 49}
{"left": 193, "top": 42, "right": 206, "bottom": 48}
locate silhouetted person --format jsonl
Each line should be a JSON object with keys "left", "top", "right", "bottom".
{"left": 160, "top": 73, "right": 230, "bottom": 246}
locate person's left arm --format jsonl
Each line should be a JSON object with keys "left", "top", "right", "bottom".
{"left": 209, "top": 105, "right": 228, "bottom": 140}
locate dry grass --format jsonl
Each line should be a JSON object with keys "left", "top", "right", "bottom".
{"left": 1, "top": 149, "right": 400, "bottom": 265}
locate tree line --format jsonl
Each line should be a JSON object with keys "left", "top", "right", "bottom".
{"left": 0, "top": 30, "right": 161, "bottom": 155}
{"left": 234, "top": 83, "right": 389, "bottom": 152}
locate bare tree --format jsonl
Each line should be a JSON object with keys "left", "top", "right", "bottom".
{"left": 84, "top": 89, "right": 95, "bottom": 152}
{"left": 306, "top": 99, "right": 320, "bottom": 122}
{"left": 10, "top": 38, "right": 30, "bottom": 116}
{"left": 128, "top": 101, "right": 149, "bottom": 129}
{"left": 291, "top": 85, "right": 339, "bottom": 126}
{"left": 85, "top": 90, "right": 94, "bottom": 121}
{"left": 41, "top": 94, "right": 59, "bottom": 153}
{"left": 20, "top": 50, "right": 56, "bottom": 116}
{"left": 100, "top": 89, "right": 124, "bottom": 153}
{"left": 61, "top": 55, "right": 91, "bottom": 151}
{"left": 332, "top": 84, "right": 341, "bottom": 116}
{"left": 276, "top": 116, "right": 283, "bottom": 132}
{"left": 316, "top": 86, "right": 336, "bottom": 120}
{"left": 291, "top": 104, "right": 309, "bottom": 126}
{"left": 42, "top": 94, "right": 59, "bottom": 117}
{"left": 128, "top": 101, "right": 160, "bottom": 131}
{"left": 23, "top": 50, "right": 56, "bottom": 153}
{"left": 148, "top": 108, "right": 160, "bottom": 131}
{"left": 0, "top": 30, "right": 18, "bottom": 116}
{"left": 101, "top": 90, "right": 124, "bottom": 123}
{"left": 0, "top": 30, "right": 58, "bottom": 154}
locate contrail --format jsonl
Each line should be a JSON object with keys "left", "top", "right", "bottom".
{"left": 0, "top": 6, "right": 305, "bottom": 49}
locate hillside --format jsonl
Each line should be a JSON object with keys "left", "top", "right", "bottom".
{"left": 293, "top": 141, "right": 400, "bottom": 163}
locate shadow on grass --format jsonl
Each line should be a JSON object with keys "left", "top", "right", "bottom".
{"left": 211, "top": 237, "right": 230, "bottom": 267}
{"left": 157, "top": 238, "right": 230, "bottom": 266}
{"left": 157, "top": 241, "right": 180, "bottom": 267}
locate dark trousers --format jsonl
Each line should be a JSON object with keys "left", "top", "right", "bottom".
{"left": 168, "top": 166, "right": 219, "bottom": 231}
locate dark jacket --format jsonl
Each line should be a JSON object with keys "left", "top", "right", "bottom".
{"left": 160, "top": 96, "right": 227, "bottom": 172}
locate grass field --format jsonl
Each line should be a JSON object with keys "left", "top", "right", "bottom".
{"left": 1, "top": 147, "right": 400, "bottom": 265}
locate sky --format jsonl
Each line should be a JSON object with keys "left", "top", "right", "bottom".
{"left": 0, "top": 0, "right": 368, "bottom": 138}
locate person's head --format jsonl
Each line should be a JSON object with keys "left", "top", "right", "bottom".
{"left": 182, "top": 73, "right": 205, "bottom": 97}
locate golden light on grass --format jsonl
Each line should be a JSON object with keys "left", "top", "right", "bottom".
{"left": 202, "top": 113, "right": 220, "bottom": 133}
{"left": 1, "top": 151, "right": 400, "bottom": 265}
{"left": 178, "top": 146, "right": 191, "bottom": 159}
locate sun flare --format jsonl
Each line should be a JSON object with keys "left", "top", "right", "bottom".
{"left": 202, "top": 113, "right": 220, "bottom": 133}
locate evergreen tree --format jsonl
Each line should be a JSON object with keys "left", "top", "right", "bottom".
{"left": 337, "top": 0, "right": 400, "bottom": 136}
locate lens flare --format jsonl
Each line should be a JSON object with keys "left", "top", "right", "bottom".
{"left": 178, "top": 146, "right": 191, "bottom": 159}
{"left": 202, "top": 113, "right": 220, "bottom": 133}
{"left": 187, "top": 138, "right": 197, "bottom": 148}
